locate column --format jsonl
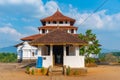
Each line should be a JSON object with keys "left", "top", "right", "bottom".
{"left": 64, "top": 46, "right": 66, "bottom": 56}
{"left": 75, "top": 46, "right": 79, "bottom": 56}
{"left": 67, "top": 29, "right": 70, "bottom": 33}
{"left": 39, "top": 29, "right": 42, "bottom": 34}
{"left": 74, "top": 29, "right": 77, "bottom": 34}
{"left": 50, "top": 45, "right": 53, "bottom": 56}
{"left": 46, "top": 29, "right": 49, "bottom": 33}
{"left": 38, "top": 46, "right": 42, "bottom": 56}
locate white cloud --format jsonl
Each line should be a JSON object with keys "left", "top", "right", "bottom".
{"left": 66, "top": 6, "right": 120, "bottom": 31}
{"left": 0, "top": 26, "right": 25, "bottom": 41}
{"left": 0, "top": 0, "right": 59, "bottom": 18}
{"left": 0, "top": 0, "right": 40, "bottom": 5}
{"left": 23, "top": 26, "right": 38, "bottom": 34}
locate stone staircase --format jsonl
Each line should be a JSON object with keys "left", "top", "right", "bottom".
{"left": 48, "top": 66, "right": 65, "bottom": 76}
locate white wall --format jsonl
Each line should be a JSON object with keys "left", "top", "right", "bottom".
{"left": 22, "top": 49, "right": 37, "bottom": 59}
{"left": 64, "top": 56, "right": 85, "bottom": 68}
{"left": 17, "top": 42, "right": 37, "bottom": 60}
{"left": 42, "top": 56, "right": 53, "bottom": 68}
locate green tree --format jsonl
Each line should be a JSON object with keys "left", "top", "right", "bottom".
{"left": 79, "top": 29, "right": 101, "bottom": 60}
{"left": 0, "top": 52, "right": 17, "bottom": 63}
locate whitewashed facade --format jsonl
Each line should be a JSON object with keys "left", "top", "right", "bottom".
{"left": 17, "top": 42, "right": 85, "bottom": 68}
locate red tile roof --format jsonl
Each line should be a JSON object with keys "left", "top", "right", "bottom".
{"left": 41, "top": 10, "right": 75, "bottom": 24}
{"left": 31, "top": 29, "right": 87, "bottom": 45}
{"left": 21, "top": 34, "right": 44, "bottom": 41}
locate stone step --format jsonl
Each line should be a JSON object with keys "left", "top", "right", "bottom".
{"left": 52, "top": 68, "right": 63, "bottom": 72}
{"left": 51, "top": 71, "right": 63, "bottom": 75}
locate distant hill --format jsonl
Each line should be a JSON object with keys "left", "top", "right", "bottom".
{"left": 0, "top": 46, "right": 17, "bottom": 53}
{"left": 101, "top": 48, "right": 120, "bottom": 53}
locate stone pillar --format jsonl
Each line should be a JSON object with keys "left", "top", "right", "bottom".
{"left": 39, "top": 29, "right": 42, "bottom": 34}
{"left": 67, "top": 29, "right": 70, "bottom": 33}
{"left": 38, "top": 46, "right": 42, "bottom": 56}
{"left": 50, "top": 45, "right": 53, "bottom": 56}
{"left": 75, "top": 46, "right": 80, "bottom": 56}
{"left": 74, "top": 29, "right": 77, "bottom": 34}
{"left": 64, "top": 46, "right": 66, "bottom": 56}
{"left": 46, "top": 29, "right": 49, "bottom": 33}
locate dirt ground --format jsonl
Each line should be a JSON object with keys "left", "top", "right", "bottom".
{"left": 0, "top": 63, "right": 120, "bottom": 80}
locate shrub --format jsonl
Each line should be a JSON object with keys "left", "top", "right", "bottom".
{"left": 31, "top": 69, "right": 34, "bottom": 75}
{"left": 73, "top": 70, "right": 78, "bottom": 75}
{"left": 0, "top": 53, "right": 17, "bottom": 63}
{"left": 105, "top": 53, "right": 118, "bottom": 63}
{"left": 41, "top": 67, "right": 45, "bottom": 75}
{"left": 26, "top": 66, "right": 30, "bottom": 74}
{"left": 85, "top": 57, "right": 95, "bottom": 64}
{"left": 66, "top": 66, "right": 71, "bottom": 75}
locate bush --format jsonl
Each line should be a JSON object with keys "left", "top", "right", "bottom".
{"left": 41, "top": 67, "right": 45, "bottom": 75}
{"left": 85, "top": 57, "right": 95, "bottom": 64}
{"left": 26, "top": 66, "right": 30, "bottom": 74}
{"left": 31, "top": 69, "right": 34, "bottom": 75}
{"left": 105, "top": 53, "right": 118, "bottom": 63}
{"left": 66, "top": 66, "right": 71, "bottom": 75}
{"left": 0, "top": 53, "right": 17, "bottom": 63}
{"left": 73, "top": 70, "right": 79, "bottom": 75}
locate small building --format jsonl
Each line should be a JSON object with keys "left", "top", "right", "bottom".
{"left": 16, "top": 10, "right": 87, "bottom": 68}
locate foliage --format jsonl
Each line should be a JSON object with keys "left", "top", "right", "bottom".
{"left": 73, "top": 70, "right": 79, "bottom": 75}
{"left": 85, "top": 57, "right": 95, "bottom": 64}
{"left": 105, "top": 53, "right": 118, "bottom": 63}
{"left": 0, "top": 52, "right": 17, "bottom": 63}
{"left": 99, "top": 53, "right": 106, "bottom": 62}
{"left": 26, "top": 66, "right": 30, "bottom": 74}
{"left": 79, "top": 29, "right": 101, "bottom": 59}
{"left": 66, "top": 66, "right": 71, "bottom": 75}
{"left": 99, "top": 52, "right": 120, "bottom": 63}
{"left": 31, "top": 69, "right": 34, "bottom": 75}
{"left": 41, "top": 67, "right": 45, "bottom": 75}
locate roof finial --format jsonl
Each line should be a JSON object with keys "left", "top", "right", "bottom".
{"left": 57, "top": 8, "right": 59, "bottom": 11}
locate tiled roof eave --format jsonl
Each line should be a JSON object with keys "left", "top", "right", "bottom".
{"left": 30, "top": 42, "right": 87, "bottom": 46}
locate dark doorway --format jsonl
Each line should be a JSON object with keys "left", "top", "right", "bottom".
{"left": 53, "top": 45, "right": 63, "bottom": 65}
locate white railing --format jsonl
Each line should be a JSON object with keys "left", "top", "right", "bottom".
{"left": 46, "top": 23, "right": 70, "bottom": 26}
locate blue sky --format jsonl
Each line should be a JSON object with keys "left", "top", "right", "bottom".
{"left": 0, "top": 0, "right": 120, "bottom": 50}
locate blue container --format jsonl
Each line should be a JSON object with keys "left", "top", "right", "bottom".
{"left": 36, "top": 57, "right": 43, "bottom": 68}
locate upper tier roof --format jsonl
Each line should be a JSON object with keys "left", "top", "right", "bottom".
{"left": 41, "top": 10, "right": 75, "bottom": 24}
{"left": 38, "top": 26, "right": 78, "bottom": 30}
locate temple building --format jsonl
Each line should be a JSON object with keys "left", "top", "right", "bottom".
{"left": 16, "top": 10, "right": 87, "bottom": 68}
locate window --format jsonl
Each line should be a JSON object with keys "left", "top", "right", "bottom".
{"left": 66, "top": 46, "right": 69, "bottom": 56}
{"left": 71, "top": 29, "right": 74, "bottom": 33}
{"left": 65, "top": 21, "right": 67, "bottom": 24}
{"left": 42, "top": 29, "right": 45, "bottom": 33}
{"left": 53, "top": 21, "right": 56, "bottom": 24}
{"left": 59, "top": 21, "right": 63, "bottom": 24}
{"left": 48, "top": 21, "right": 50, "bottom": 24}
{"left": 43, "top": 21, "right": 46, "bottom": 26}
